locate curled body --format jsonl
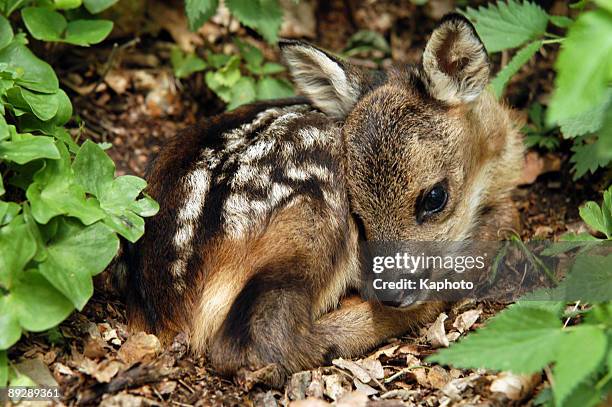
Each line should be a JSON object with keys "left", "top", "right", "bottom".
{"left": 119, "top": 14, "right": 524, "bottom": 386}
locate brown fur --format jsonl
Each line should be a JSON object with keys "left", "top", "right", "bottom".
{"left": 120, "top": 14, "right": 524, "bottom": 387}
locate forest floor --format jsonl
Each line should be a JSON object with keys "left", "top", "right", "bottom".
{"left": 6, "top": 0, "right": 610, "bottom": 406}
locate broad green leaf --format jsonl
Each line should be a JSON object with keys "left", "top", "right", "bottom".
{"left": 53, "top": 0, "right": 83, "bottom": 10}
{"left": 559, "top": 89, "right": 611, "bottom": 138}
{"left": 491, "top": 41, "right": 541, "bottom": 98}
{"left": 129, "top": 195, "right": 159, "bottom": 217}
{"left": 564, "top": 254, "right": 612, "bottom": 302}
{"left": 548, "top": 10, "right": 612, "bottom": 126}
{"left": 103, "top": 210, "right": 144, "bottom": 242}
{"left": 64, "top": 19, "right": 113, "bottom": 46}
{"left": 463, "top": 0, "right": 549, "bottom": 52}
{"left": 73, "top": 139, "right": 115, "bottom": 197}
{"left": 6, "top": 87, "right": 60, "bottom": 121}
{"left": 226, "top": 0, "right": 283, "bottom": 44}
{"left": 428, "top": 306, "right": 563, "bottom": 373}
{"left": 185, "top": 0, "right": 219, "bottom": 31}
{"left": 0, "top": 201, "right": 20, "bottom": 226}
{"left": 228, "top": 76, "right": 256, "bottom": 110}
{"left": 0, "top": 351, "right": 7, "bottom": 385}
{"left": 0, "top": 15, "right": 13, "bottom": 50}
{"left": 550, "top": 15, "right": 573, "bottom": 28}
{"left": 170, "top": 47, "right": 207, "bottom": 79}
{"left": 0, "top": 134, "right": 60, "bottom": 164}
{"left": 1, "top": 0, "right": 28, "bottom": 17}
{"left": 0, "top": 41, "right": 59, "bottom": 93}
{"left": 0, "top": 297, "right": 21, "bottom": 349}
{"left": 21, "top": 7, "right": 66, "bottom": 42}
{"left": 9, "top": 269, "right": 73, "bottom": 332}
{"left": 256, "top": 77, "right": 293, "bottom": 100}
{"left": 553, "top": 326, "right": 607, "bottom": 406}
{"left": 0, "top": 217, "right": 36, "bottom": 286}
{"left": 261, "top": 62, "right": 285, "bottom": 75}
{"left": 22, "top": 204, "right": 46, "bottom": 262}
{"left": 39, "top": 218, "right": 118, "bottom": 309}
{"left": 0, "top": 115, "right": 8, "bottom": 141}
{"left": 562, "top": 382, "right": 605, "bottom": 407}
{"left": 579, "top": 197, "right": 611, "bottom": 237}
{"left": 83, "top": 0, "right": 117, "bottom": 14}
{"left": 26, "top": 141, "right": 105, "bottom": 224}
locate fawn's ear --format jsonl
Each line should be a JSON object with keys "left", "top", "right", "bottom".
{"left": 280, "top": 40, "right": 361, "bottom": 119}
{"left": 422, "top": 13, "right": 490, "bottom": 104}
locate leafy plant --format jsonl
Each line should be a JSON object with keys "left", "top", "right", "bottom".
{"left": 0, "top": 0, "right": 157, "bottom": 387}
{"left": 171, "top": 39, "right": 293, "bottom": 110}
{"left": 184, "top": 0, "right": 284, "bottom": 44}
{"left": 429, "top": 187, "right": 612, "bottom": 407}
{"left": 342, "top": 30, "right": 391, "bottom": 61}
{"left": 523, "top": 103, "right": 561, "bottom": 151}
{"left": 463, "top": 0, "right": 612, "bottom": 179}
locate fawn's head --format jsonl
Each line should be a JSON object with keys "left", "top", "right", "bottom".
{"left": 281, "top": 14, "right": 522, "bottom": 244}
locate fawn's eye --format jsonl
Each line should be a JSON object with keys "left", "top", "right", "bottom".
{"left": 417, "top": 183, "right": 448, "bottom": 223}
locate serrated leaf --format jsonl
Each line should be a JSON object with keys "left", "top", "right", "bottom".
{"left": 0, "top": 41, "right": 59, "bottom": 93}
{"left": 564, "top": 254, "right": 612, "bottom": 302}
{"left": 185, "top": 0, "right": 219, "bottom": 31}
{"left": 39, "top": 218, "right": 119, "bottom": 309}
{"left": 64, "top": 19, "right": 113, "bottom": 46}
{"left": 428, "top": 306, "right": 563, "bottom": 373}
{"left": 491, "top": 40, "right": 541, "bottom": 98}
{"left": 83, "top": 0, "right": 118, "bottom": 14}
{"left": 553, "top": 326, "right": 607, "bottom": 406}
{"left": 0, "top": 15, "right": 13, "bottom": 50}
{"left": 0, "top": 134, "right": 60, "bottom": 164}
{"left": 548, "top": 10, "right": 612, "bottom": 126}
{"left": 21, "top": 7, "right": 66, "bottom": 42}
{"left": 463, "top": 0, "right": 549, "bottom": 52}
{"left": 226, "top": 0, "right": 283, "bottom": 44}
{"left": 559, "top": 90, "right": 611, "bottom": 138}
{"left": 570, "top": 137, "right": 611, "bottom": 180}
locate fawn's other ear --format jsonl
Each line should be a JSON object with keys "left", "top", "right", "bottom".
{"left": 280, "top": 40, "right": 361, "bottom": 119}
{"left": 422, "top": 13, "right": 490, "bottom": 104}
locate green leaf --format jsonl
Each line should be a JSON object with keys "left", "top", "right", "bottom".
{"left": 553, "top": 326, "right": 607, "bottom": 406}
{"left": 256, "top": 77, "right": 293, "bottom": 100}
{"left": 491, "top": 40, "right": 541, "bottom": 98}
{"left": 463, "top": 0, "right": 549, "bottom": 52}
{"left": 0, "top": 41, "right": 59, "bottom": 93}
{"left": 235, "top": 38, "right": 264, "bottom": 73}
{"left": 170, "top": 47, "right": 207, "bottom": 79}
{"left": 261, "top": 62, "right": 285, "bottom": 75}
{"left": 550, "top": 15, "right": 573, "bottom": 28}
{"left": 0, "top": 201, "right": 20, "bottom": 226}
{"left": 1, "top": 0, "right": 28, "bottom": 17}
{"left": 428, "top": 306, "right": 563, "bottom": 373}
{"left": 0, "top": 216, "right": 36, "bottom": 287}
{"left": 559, "top": 89, "right": 611, "bottom": 138}
{"left": 0, "top": 173, "right": 4, "bottom": 196}
{"left": 0, "top": 351, "right": 8, "bottom": 386}
{"left": 73, "top": 139, "right": 115, "bottom": 197}
{"left": 570, "top": 136, "right": 611, "bottom": 180}
{"left": 564, "top": 254, "right": 612, "bottom": 302}
{"left": 39, "top": 218, "right": 119, "bottom": 309}
{"left": 562, "top": 382, "right": 605, "bottom": 407}
{"left": 228, "top": 76, "right": 256, "bottom": 110}
{"left": 64, "top": 19, "right": 113, "bottom": 46}
{"left": 579, "top": 200, "right": 610, "bottom": 237}
{"left": 185, "top": 0, "right": 219, "bottom": 31}
{"left": 53, "top": 0, "right": 83, "bottom": 10}
{"left": 129, "top": 196, "right": 159, "bottom": 217}
{"left": 226, "top": 0, "right": 283, "bottom": 44}
{"left": 7, "top": 87, "right": 60, "bottom": 121}
{"left": 83, "top": 0, "right": 118, "bottom": 14}
{"left": 0, "top": 297, "right": 21, "bottom": 349}
{"left": 0, "top": 15, "right": 14, "bottom": 50}
{"left": 26, "top": 141, "right": 105, "bottom": 225}
{"left": 21, "top": 7, "right": 66, "bottom": 42}
{"left": 7, "top": 269, "right": 73, "bottom": 333}
{"left": 0, "top": 134, "right": 60, "bottom": 164}
{"left": 548, "top": 9, "right": 612, "bottom": 126}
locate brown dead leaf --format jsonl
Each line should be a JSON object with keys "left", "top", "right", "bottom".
{"left": 84, "top": 336, "right": 108, "bottom": 359}
{"left": 519, "top": 151, "right": 561, "bottom": 185}
{"left": 323, "top": 374, "right": 349, "bottom": 401}
{"left": 117, "top": 332, "right": 161, "bottom": 365}
{"left": 288, "top": 371, "right": 312, "bottom": 400}
{"left": 452, "top": 309, "right": 482, "bottom": 333}
{"left": 332, "top": 358, "right": 372, "bottom": 383}
{"left": 426, "top": 313, "right": 450, "bottom": 348}
{"left": 369, "top": 344, "right": 399, "bottom": 359}
{"left": 306, "top": 369, "right": 325, "bottom": 399}
{"left": 104, "top": 70, "right": 131, "bottom": 94}
{"left": 354, "top": 379, "right": 378, "bottom": 395}
{"left": 99, "top": 392, "right": 158, "bottom": 407}
{"left": 336, "top": 391, "right": 369, "bottom": 407}
{"left": 490, "top": 372, "right": 541, "bottom": 401}
{"left": 446, "top": 331, "right": 461, "bottom": 342}
{"left": 427, "top": 365, "right": 451, "bottom": 389}
{"left": 149, "top": 1, "right": 202, "bottom": 53}
{"left": 355, "top": 358, "right": 384, "bottom": 380}
{"left": 79, "top": 357, "right": 125, "bottom": 383}
{"left": 441, "top": 374, "right": 481, "bottom": 400}
{"left": 289, "top": 399, "right": 330, "bottom": 407}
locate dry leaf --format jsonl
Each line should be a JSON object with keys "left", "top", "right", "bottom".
{"left": 336, "top": 391, "right": 369, "bottom": 407}
{"left": 369, "top": 344, "right": 399, "bottom": 359}
{"left": 427, "top": 365, "right": 451, "bottom": 389}
{"left": 453, "top": 309, "right": 482, "bottom": 333}
{"left": 427, "top": 313, "right": 449, "bottom": 348}
{"left": 441, "top": 374, "right": 481, "bottom": 400}
{"left": 117, "top": 332, "right": 161, "bottom": 365}
{"left": 446, "top": 331, "right": 461, "bottom": 342}
{"left": 14, "top": 358, "right": 58, "bottom": 387}
{"left": 323, "top": 374, "right": 348, "bottom": 401}
{"left": 354, "top": 379, "right": 378, "bottom": 396}
{"left": 289, "top": 399, "right": 330, "bottom": 407}
{"left": 288, "top": 371, "right": 312, "bottom": 400}
{"left": 490, "top": 372, "right": 541, "bottom": 401}
{"left": 306, "top": 369, "right": 325, "bottom": 399}
{"left": 332, "top": 358, "right": 372, "bottom": 383}
{"left": 355, "top": 358, "right": 384, "bottom": 380}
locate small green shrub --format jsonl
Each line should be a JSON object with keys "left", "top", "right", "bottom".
{"left": 464, "top": 0, "right": 612, "bottom": 179}
{"left": 185, "top": 0, "right": 284, "bottom": 43}
{"left": 0, "top": 0, "right": 158, "bottom": 386}
{"left": 429, "top": 187, "right": 612, "bottom": 407}
{"left": 171, "top": 39, "right": 293, "bottom": 110}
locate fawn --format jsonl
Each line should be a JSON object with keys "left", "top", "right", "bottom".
{"left": 118, "top": 14, "right": 524, "bottom": 386}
